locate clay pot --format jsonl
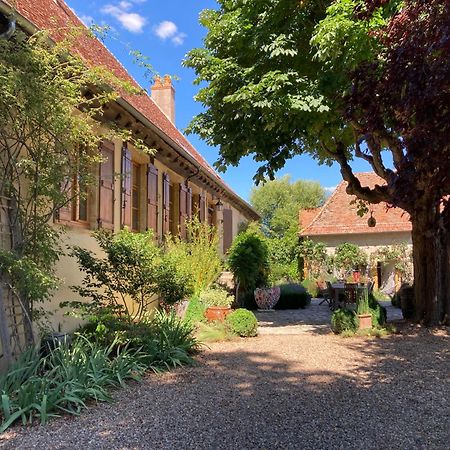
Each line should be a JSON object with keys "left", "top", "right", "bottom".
{"left": 352, "top": 270, "right": 361, "bottom": 283}
{"left": 357, "top": 313, "right": 372, "bottom": 330}
{"left": 254, "top": 287, "right": 281, "bottom": 310}
{"left": 204, "top": 306, "right": 232, "bottom": 322}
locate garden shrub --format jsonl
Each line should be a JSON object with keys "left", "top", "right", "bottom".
{"left": 0, "top": 337, "right": 146, "bottom": 432}
{"left": 77, "top": 310, "right": 199, "bottom": 370}
{"left": 368, "top": 294, "right": 387, "bottom": 327}
{"left": 227, "top": 224, "right": 269, "bottom": 308}
{"left": 225, "top": 309, "right": 258, "bottom": 337}
{"left": 68, "top": 229, "right": 192, "bottom": 321}
{"left": 199, "top": 286, "right": 234, "bottom": 308}
{"left": 302, "top": 277, "right": 320, "bottom": 298}
{"left": 184, "top": 297, "right": 207, "bottom": 325}
{"left": 165, "top": 217, "right": 222, "bottom": 297}
{"left": 275, "top": 283, "right": 311, "bottom": 309}
{"left": 331, "top": 308, "right": 357, "bottom": 334}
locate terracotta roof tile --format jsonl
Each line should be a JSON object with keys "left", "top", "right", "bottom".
{"left": 299, "top": 208, "right": 321, "bottom": 231}
{"left": 9, "top": 0, "right": 254, "bottom": 213}
{"left": 300, "top": 173, "right": 411, "bottom": 236}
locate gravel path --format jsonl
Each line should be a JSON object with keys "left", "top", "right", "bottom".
{"left": 1, "top": 305, "right": 449, "bottom": 450}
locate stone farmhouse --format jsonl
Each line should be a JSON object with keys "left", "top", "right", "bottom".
{"left": 300, "top": 172, "right": 412, "bottom": 293}
{"left": 0, "top": 0, "right": 258, "bottom": 365}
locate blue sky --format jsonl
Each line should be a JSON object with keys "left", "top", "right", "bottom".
{"left": 66, "top": 0, "right": 373, "bottom": 200}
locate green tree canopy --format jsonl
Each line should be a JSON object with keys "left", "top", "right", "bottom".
{"left": 250, "top": 176, "right": 325, "bottom": 238}
{"left": 185, "top": 0, "right": 450, "bottom": 325}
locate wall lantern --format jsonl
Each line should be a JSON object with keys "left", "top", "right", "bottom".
{"left": 215, "top": 199, "right": 223, "bottom": 212}
{"left": 0, "top": 13, "right": 16, "bottom": 40}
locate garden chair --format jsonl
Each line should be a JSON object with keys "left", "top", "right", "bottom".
{"left": 325, "top": 281, "right": 336, "bottom": 310}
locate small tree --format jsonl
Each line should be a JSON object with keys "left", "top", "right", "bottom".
{"left": 0, "top": 26, "right": 147, "bottom": 349}
{"left": 227, "top": 224, "right": 269, "bottom": 307}
{"left": 333, "top": 243, "right": 367, "bottom": 279}
{"left": 298, "top": 239, "right": 329, "bottom": 279}
{"left": 68, "top": 229, "right": 192, "bottom": 322}
{"left": 164, "top": 217, "right": 222, "bottom": 298}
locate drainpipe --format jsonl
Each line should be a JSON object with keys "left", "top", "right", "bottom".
{"left": 0, "top": 12, "right": 15, "bottom": 40}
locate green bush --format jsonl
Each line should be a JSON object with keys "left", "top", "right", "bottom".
{"left": 199, "top": 286, "right": 234, "bottom": 308}
{"left": 68, "top": 229, "right": 192, "bottom": 321}
{"left": 368, "top": 294, "right": 387, "bottom": 327}
{"left": 225, "top": 309, "right": 258, "bottom": 337}
{"left": 331, "top": 308, "right": 357, "bottom": 334}
{"left": 184, "top": 297, "right": 207, "bottom": 325}
{"left": 301, "top": 277, "right": 319, "bottom": 298}
{"left": 0, "top": 337, "right": 145, "bottom": 432}
{"left": 227, "top": 224, "right": 269, "bottom": 308}
{"left": 275, "top": 283, "right": 311, "bottom": 309}
{"left": 77, "top": 310, "right": 199, "bottom": 370}
{"left": 165, "top": 217, "right": 222, "bottom": 297}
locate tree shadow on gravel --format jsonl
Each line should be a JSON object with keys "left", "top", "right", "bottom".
{"left": 1, "top": 330, "right": 448, "bottom": 450}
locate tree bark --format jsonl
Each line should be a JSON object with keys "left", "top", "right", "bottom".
{"left": 410, "top": 196, "right": 449, "bottom": 325}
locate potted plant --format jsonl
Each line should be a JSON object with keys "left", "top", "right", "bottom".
{"left": 200, "top": 286, "right": 234, "bottom": 321}
{"left": 356, "top": 289, "right": 372, "bottom": 330}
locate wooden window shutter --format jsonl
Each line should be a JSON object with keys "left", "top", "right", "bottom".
{"left": 223, "top": 209, "right": 233, "bottom": 253}
{"left": 199, "top": 192, "right": 206, "bottom": 223}
{"left": 121, "top": 145, "right": 132, "bottom": 229}
{"left": 98, "top": 141, "right": 114, "bottom": 230}
{"left": 147, "top": 163, "right": 158, "bottom": 233}
{"left": 187, "top": 187, "right": 193, "bottom": 219}
{"left": 179, "top": 184, "right": 188, "bottom": 239}
{"left": 162, "top": 173, "right": 171, "bottom": 235}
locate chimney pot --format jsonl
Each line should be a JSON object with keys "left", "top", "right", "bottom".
{"left": 151, "top": 75, "right": 175, "bottom": 124}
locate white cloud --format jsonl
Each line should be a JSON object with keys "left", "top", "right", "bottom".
{"left": 324, "top": 186, "right": 337, "bottom": 193}
{"left": 80, "top": 15, "right": 94, "bottom": 26}
{"left": 101, "top": 2, "right": 147, "bottom": 33}
{"left": 154, "top": 20, "right": 186, "bottom": 46}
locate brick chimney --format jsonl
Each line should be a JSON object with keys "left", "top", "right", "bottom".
{"left": 151, "top": 75, "right": 175, "bottom": 124}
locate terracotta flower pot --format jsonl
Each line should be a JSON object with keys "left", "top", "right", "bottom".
{"left": 357, "top": 313, "right": 372, "bottom": 330}
{"left": 352, "top": 270, "right": 361, "bottom": 283}
{"left": 204, "top": 306, "right": 232, "bottom": 322}
{"left": 254, "top": 287, "right": 280, "bottom": 310}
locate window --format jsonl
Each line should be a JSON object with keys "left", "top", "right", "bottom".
{"left": 57, "top": 174, "right": 88, "bottom": 225}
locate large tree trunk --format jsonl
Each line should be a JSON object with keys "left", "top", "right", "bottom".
{"left": 410, "top": 196, "right": 449, "bottom": 325}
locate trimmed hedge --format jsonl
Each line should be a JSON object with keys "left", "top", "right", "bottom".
{"left": 275, "top": 283, "right": 311, "bottom": 309}
{"left": 331, "top": 308, "right": 357, "bottom": 334}
{"left": 225, "top": 309, "right": 258, "bottom": 337}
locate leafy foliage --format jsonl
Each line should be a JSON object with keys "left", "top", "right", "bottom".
{"left": 199, "top": 286, "right": 234, "bottom": 308}
{"left": 77, "top": 310, "right": 199, "bottom": 371}
{"left": 333, "top": 243, "right": 367, "bottom": 277}
{"left": 184, "top": 297, "right": 207, "bottom": 325}
{"left": 331, "top": 308, "right": 358, "bottom": 334}
{"left": 0, "top": 337, "right": 145, "bottom": 432}
{"left": 68, "top": 229, "right": 192, "bottom": 321}
{"left": 165, "top": 217, "right": 222, "bottom": 298}
{"left": 0, "top": 26, "right": 147, "bottom": 342}
{"left": 298, "top": 239, "right": 329, "bottom": 279}
{"left": 225, "top": 309, "right": 258, "bottom": 337}
{"left": 185, "top": 0, "right": 450, "bottom": 324}
{"left": 275, "top": 283, "right": 311, "bottom": 310}
{"left": 227, "top": 224, "right": 269, "bottom": 306}
{"left": 250, "top": 176, "right": 325, "bottom": 238}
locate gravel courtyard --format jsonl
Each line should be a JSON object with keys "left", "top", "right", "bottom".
{"left": 1, "top": 303, "right": 449, "bottom": 450}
